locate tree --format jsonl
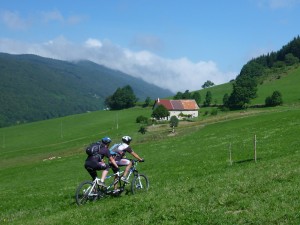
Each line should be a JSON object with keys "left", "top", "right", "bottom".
{"left": 174, "top": 90, "right": 192, "bottom": 99}
{"left": 227, "top": 76, "right": 257, "bottom": 110}
{"left": 152, "top": 105, "right": 170, "bottom": 120}
{"left": 238, "top": 61, "right": 265, "bottom": 78}
{"left": 173, "top": 91, "right": 183, "bottom": 100}
{"left": 182, "top": 90, "right": 192, "bottom": 99}
{"left": 169, "top": 116, "right": 179, "bottom": 133}
{"left": 192, "top": 92, "right": 201, "bottom": 105}
{"left": 143, "top": 96, "right": 151, "bottom": 108}
{"left": 223, "top": 93, "right": 229, "bottom": 106}
{"left": 201, "top": 80, "right": 215, "bottom": 89}
{"left": 265, "top": 91, "right": 283, "bottom": 107}
{"left": 203, "top": 91, "right": 212, "bottom": 107}
{"left": 105, "top": 85, "right": 138, "bottom": 110}
{"left": 285, "top": 53, "right": 299, "bottom": 66}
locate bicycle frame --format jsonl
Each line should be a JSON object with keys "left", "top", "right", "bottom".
{"left": 104, "top": 170, "right": 125, "bottom": 192}
{"left": 83, "top": 171, "right": 125, "bottom": 198}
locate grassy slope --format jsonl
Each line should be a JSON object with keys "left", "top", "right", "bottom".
{"left": 253, "top": 66, "right": 300, "bottom": 105}
{"left": 0, "top": 69, "right": 300, "bottom": 224}
{"left": 198, "top": 66, "right": 300, "bottom": 106}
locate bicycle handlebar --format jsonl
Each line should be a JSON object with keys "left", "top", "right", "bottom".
{"left": 131, "top": 158, "right": 145, "bottom": 163}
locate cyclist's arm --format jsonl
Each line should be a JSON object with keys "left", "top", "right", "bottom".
{"left": 109, "top": 156, "right": 119, "bottom": 169}
{"left": 130, "top": 151, "right": 143, "bottom": 161}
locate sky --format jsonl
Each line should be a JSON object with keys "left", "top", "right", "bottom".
{"left": 0, "top": 0, "right": 300, "bottom": 93}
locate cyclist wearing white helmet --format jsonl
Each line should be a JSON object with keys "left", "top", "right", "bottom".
{"left": 84, "top": 136, "right": 119, "bottom": 188}
{"left": 112, "top": 135, "right": 144, "bottom": 184}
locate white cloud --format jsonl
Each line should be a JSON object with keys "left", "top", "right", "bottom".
{"left": 40, "top": 10, "right": 84, "bottom": 25}
{"left": 0, "top": 10, "right": 84, "bottom": 31}
{"left": 40, "top": 10, "right": 64, "bottom": 23}
{"left": 85, "top": 38, "right": 103, "bottom": 48}
{"left": 0, "top": 37, "right": 237, "bottom": 92}
{"left": 256, "top": 0, "right": 300, "bottom": 9}
{"left": 0, "top": 10, "right": 29, "bottom": 30}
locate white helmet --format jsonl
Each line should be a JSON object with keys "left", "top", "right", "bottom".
{"left": 122, "top": 136, "right": 132, "bottom": 144}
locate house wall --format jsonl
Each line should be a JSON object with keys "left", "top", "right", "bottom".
{"left": 170, "top": 110, "right": 198, "bottom": 119}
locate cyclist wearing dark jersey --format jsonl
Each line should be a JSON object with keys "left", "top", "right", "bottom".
{"left": 84, "top": 136, "right": 119, "bottom": 187}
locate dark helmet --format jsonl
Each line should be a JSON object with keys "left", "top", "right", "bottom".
{"left": 101, "top": 136, "right": 112, "bottom": 145}
{"left": 122, "top": 135, "right": 132, "bottom": 144}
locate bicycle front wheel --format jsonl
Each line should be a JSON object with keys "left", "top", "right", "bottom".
{"left": 131, "top": 174, "right": 149, "bottom": 195}
{"left": 75, "top": 181, "right": 97, "bottom": 206}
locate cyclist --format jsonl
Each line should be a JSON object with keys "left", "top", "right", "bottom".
{"left": 84, "top": 136, "right": 119, "bottom": 188}
{"left": 112, "top": 136, "right": 144, "bottom": 184}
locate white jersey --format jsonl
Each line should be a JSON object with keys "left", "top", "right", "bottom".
{"left": 117, "top": 143, "right": 129, "bottom": 151}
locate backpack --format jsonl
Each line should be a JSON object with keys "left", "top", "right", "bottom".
{"left": 85, "top": 142, "right": 100, "bottom": 156}
{"left": 109, "top": 143, "right": 122, "bottom": 155}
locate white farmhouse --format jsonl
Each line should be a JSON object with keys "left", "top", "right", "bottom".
{"left": 153, "top": 98, "right": 199, "bottom": 120}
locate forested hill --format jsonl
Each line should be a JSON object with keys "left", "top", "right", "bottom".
{"left": 0, "top": 53, "right": 173, "bottom": 127}
{"left": 238, "top": 36, "right": 300, "bottom": 79}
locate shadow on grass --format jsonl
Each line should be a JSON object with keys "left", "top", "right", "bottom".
{"left": 234, "top": 158, "right": 261, "bottom": 164}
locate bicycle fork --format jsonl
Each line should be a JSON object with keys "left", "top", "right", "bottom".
{"left": 135, "top": 175, "right": 144, "bottom": 189}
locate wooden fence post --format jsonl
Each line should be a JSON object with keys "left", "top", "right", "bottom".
{"left": 254, "top": 134, "right": 257, "bottom": 163}
{"left": 229, "top": 142, "right": 232, "bottom": 165}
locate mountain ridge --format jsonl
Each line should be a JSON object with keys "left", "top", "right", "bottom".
{"left": 0, "top": 52, "right": 173, "bottom": 127}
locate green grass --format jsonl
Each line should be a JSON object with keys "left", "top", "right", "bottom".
{"left": 198, "top": 65, "right": 300, "bottom": 106}
{"left": 1, "top": 105, "right": 300, "bottom": 224}
{"left": 198, "top": 82, "right": 233, "bottom": 105}
{"left": 1, "top": 68, "right": 300, "bottom": 224}
{"left": 253, "top": 66, "right": 300, "bottom": 105}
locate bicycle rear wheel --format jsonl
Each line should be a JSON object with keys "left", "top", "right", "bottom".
{"left": 131, "top": 174, "right": 149, "bottom": 195}
{"left": 75, "top": 181, "right": 98, "bottom": 206}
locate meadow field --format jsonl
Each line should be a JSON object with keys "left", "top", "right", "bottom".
{"left": 0, "top": 103, "right": 300, "bottom": 224}
{"left": 1, "top": 67, "right": 300, "bottom": 224}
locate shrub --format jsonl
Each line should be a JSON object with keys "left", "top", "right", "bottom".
{"left": 136, "top": 115, "right": 148, "bottom": 124}
{"left": 169, "top": 116, "right": 179, "bottom": 133}
{"left": 265, "top": 91, "right": 283, "bottom": 107}
{"left": 152, "top": 105, "right": 170, "bottom": 120}
{"left": 170, "top": 116, "right": 179, "bottom": 127}
{"left": 211, "top": 108, "right": 218, "bottom": 115}
{"left": 138, "top": 126, "right": 147, "bottom": 134}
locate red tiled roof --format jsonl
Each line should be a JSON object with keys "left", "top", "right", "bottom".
{"left": 155, "top": 99, "right": 199, "bottom": 111}
{"left": 181, "top": 100, "right": 199, "bottom": 110}
{"left": 171, "top": 100, "right": 183, "bottom": 110}
{"left": 157, "top": 99, "right": 173, "bottom": 110}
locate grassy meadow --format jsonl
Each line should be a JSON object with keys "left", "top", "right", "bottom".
{"left": 1, "top": 68, "right": 300, "bottom": 224}
{"left": 199, "top": 66, "right": 300, "bottom": 106}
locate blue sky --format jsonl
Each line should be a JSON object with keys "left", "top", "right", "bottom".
{"left": 1, "top": 0, "right": 300, "bottom": 92}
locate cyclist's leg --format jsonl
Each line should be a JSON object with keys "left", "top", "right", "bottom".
{"left": 84, "top": 162, "right": 97, "bottom": 180}
{"left": 112, "top": 160, "right": 122, "bottom": 190}
{"left": 118, "top": 159, "right": 132, "bottom": 177}
{"left": 98, "top": 162, "right": 110, "bottom": 183}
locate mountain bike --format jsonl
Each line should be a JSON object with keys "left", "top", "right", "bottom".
{"left": 75, "top": 159, "right": 149, "bottom": 206}
{"left": 125, "top": 159, "right": 149, "bottom": 195}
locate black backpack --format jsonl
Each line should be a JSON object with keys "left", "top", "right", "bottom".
{"left": 85, "top": 142, "right": 100, "bottom": 156}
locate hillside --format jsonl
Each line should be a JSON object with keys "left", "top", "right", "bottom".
{"left": 0, "top": 53, "right": 173, "bottom": 127}
{"left": 196, "top": 36, "right": 300, "bottom": 108}
{"left": 198, "top": 65, "right": 300, "bottom": 106}
{"left": 0, "top": 102, "right": 299, "bottom": 224}
{"left": 1, "top": 37, "right": 300, "bottom": 224}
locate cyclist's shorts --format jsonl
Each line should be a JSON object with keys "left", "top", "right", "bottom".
{"left": 116, "top": 158, "right": 131, "bottom": 166}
